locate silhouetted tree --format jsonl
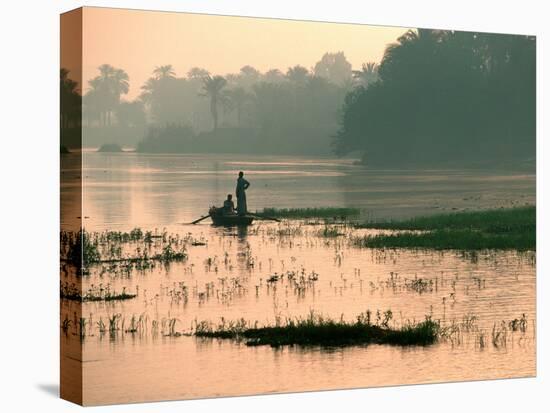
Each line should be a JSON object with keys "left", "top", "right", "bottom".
{"left": 286, "top": 65, "right": 310, "bottom": 86}
{"left": 263, "top": 69, "right": 285, "bottom": 83}
{"left": 314, "top": 52, "right": 352, "bottom": 86}
{"left": 138, "top": 66, "right": 211, "bottom": 129}
{"left": 352, "top": 62, "right": 379, "bottom": 88}
{"left": 334, "top": 29, "right": 536, "bottom": 166}
{"left": 237, "top": 65, "right": 261, "bottom": 90}
{"left": 153, "top": 64, "right": 176, "bottom": 80}
{"left": 187, "top": 67, "right": 210, "bottom": 80}
{"left": 225, "top": 87, "right": 251, "bottom": 127}
{"left": 60, "top": 68, "right": 81, "bottom": 129}
{"left": 115, "top": 101, "right": 146, "bottom": 127}
{"left": 200, "top": 75, "right": 227, "bottom": 130}
{"left": 86, "top": 64, "right": 129, "bottom": 126}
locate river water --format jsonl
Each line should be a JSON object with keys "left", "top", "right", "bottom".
{"left": 61, "top": 151, "right": 536, "bottom": 405}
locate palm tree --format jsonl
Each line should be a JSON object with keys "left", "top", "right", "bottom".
{"left": 111, "top": 68, "right": 130, "bottom": 98}
{"left": 187, "top": 67, "right": 210, "bottom": 80}
{"left": 88, "top": 64, "right": 129, "bottom": 126}
{"left": 352, "top": 62, "right": 379, "bottom": 88}
{"left": 225, "top": 87, "right": 250, "bottom": 127}
{"left": 139, "top": 77, "right": 157, "bottom": 104}
{"left": 115, "top": 100, "right": 146, "bottom": 127}
{"left": 87, "top": 77, "right": 108, "bottom": 125}
{"left": 153, "top": 65, "right": 176, "bottom": 80}
{"left": 379, "top": 29, "right": 441, "bottom": 82}
{"left": 286, "top": 65, "right": 310, "bottom": 85}
{"left": 200, "top": 75, "right": 227, "bottom": 130}
{"left": 264, "top": 69, "right": 285, "bottom": 83}
{"left": 238, "top": 65, "right": 261, "bottom": 89}
{"left": 313, "top": 52, "right": 352, "bottom": 85}
{"left": 60, "top": 68, "right": 81, "bottom": 129}
{"left": 61, "top": 68, "right": 78, "bottom": 95}
{"left": 141, "top": 66, "right": 203, "bottom": 125}
{"left": 140, "top": 65, "right": 174, "bottom": 105}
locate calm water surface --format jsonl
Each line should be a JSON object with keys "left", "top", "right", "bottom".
{"left": 61, "top": 152, "right": 536, "bottom": 405}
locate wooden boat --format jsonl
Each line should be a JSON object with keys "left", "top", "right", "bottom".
{"left": 208, "top": 206, "right": 254, "bottom": 226}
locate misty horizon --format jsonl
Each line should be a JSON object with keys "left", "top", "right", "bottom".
{"left": 61, "top": 7, "right": 408, "bottom": 99}
{"left": 61, "top": 8, "right": 535, "bottom": 166}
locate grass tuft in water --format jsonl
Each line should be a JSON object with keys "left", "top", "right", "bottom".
{"left": 64, "top": 230, "right": 101, "bottom": 267}
{"left": 60, "top": 282, "right": 137, "bottom": 302}
{"left": 195, "top": 311, "right": 438, "bottom": 347}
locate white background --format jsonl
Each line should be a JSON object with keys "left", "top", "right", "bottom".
{"left": 0, "top": 0, "right": 547, "bottom": 411}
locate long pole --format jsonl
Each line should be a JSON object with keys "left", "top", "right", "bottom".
{"left": 189, "top": 214, "right": 211, "bottom": 225}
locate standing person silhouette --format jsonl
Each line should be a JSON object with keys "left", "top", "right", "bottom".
{"left": 235, "top": 171, "right": 250, "bottom": 216}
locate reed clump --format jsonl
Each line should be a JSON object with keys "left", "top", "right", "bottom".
{"left": 195, "top": 311, "right": 439, "bottom": 347}
{"left": 257, "top": 207, "right": 360, "bottom": 219}
{"left": 60, "top": 282, "right": 136, "bottom": 302}
{"left": 61, "top": 228, "right": 188, "bottom": 267}
{"left": 353, "top": 206, "right": 535, "bottom": 250}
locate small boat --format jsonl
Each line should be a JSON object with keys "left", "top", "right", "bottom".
{"left": 208, "top": 206, "right": 254, "bottom": 226}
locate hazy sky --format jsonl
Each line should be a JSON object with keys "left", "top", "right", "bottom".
{"left": 64, "top": 7, "right": 410, "bottom": 99}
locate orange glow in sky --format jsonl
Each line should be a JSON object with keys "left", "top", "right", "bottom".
{"left": 65, "top": 7, "right": 411, "bottom": 99}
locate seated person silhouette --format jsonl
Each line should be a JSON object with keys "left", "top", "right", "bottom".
{"left": 222, "top": 194, "right": 236, "bottom": 215}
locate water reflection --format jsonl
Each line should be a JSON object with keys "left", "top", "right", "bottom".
{"left": 81, "top": 152, "right": 535, "bottom": 230}
{"left": 65, "top": 152, "right": 536, "bottom": 405}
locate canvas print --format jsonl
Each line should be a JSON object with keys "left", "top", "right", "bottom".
{"left": 60, "top": 7, "right": 536, "bottom": 406}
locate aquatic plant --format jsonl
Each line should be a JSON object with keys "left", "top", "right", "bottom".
{"left": 257, "top": 207, "right": 360, "bottom": 219}
{"left": 358, "top": 206, "right": 535, "bottom": 232}
{"left": 264, "top": 223, "right": 305, "bottom": 237}
{"left": 195, "top": 311, "right": 439, "bottom": 347}
{"left": 61, "top": 315, "right": 72, "bottom": 335}
{"left": 64, "top": 304, "right": 533, "bottom": 351}
{"left": 61, "top": 228, "right": 188, "bottom": 267}
{"left": 97, "top": 318, "right": 106, "bottom": 334}
{"left": 108, "top": 314, "right": 120, "bottom": 334}
{"left": 158, "top": 244, "right": 186, "bottom": 261}
{"left": 405, "top": 277, "right": 434, "bottom": 294}
{"left": 79, "top": 317, "right": 87, "bottom": 339}
{"left": 316, "top": 225, "right": 344, "bottom": 237}
{"left": 354, "top": 206, "right": 535, "bottom": 250}
{"left": 64, "top": 230, "right": 101, "bottom": 266}
{"left": 509, "top": 314, "right": 528, "bottom": 332}
{"left": 353, "top": 228, "right": 535, "bottom": 251}
{"left": 60, "top": 282, "right": 137, "bottom": 302}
